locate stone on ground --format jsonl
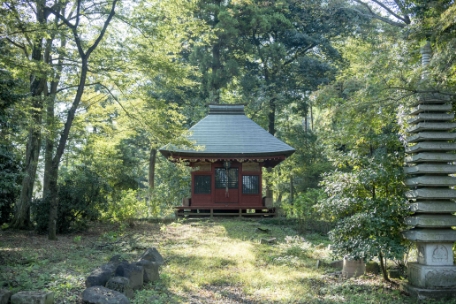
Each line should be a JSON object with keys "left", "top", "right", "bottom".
{"left": 85, "top": 263, "right": 117, "bottom": 288}
{"left": 106, "top": 277, "right": 134, "bottom": 299}
{"left": 136, "top": 259, "right": 160, "bottom": 283}
{"left": 139, "top": 248, "right": 164, "bottom": 266}
{"left": 82, "top": 286, "right": 130, "bottom": 304}
{"left": 115, "top": 262, "right": 144, "bottom": 290}
{"left": 0, "top": 289, "right": 12, "bottom": 304}
{"left": 10, "top": 291, "right": 54, "bottom": 304}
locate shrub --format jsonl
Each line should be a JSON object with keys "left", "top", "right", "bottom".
{"left": 103, "top": 189, "right": 147, "bottom": 226}
{"left": 32, "top": 167, "right": 109, "bottom": 233}
{"left": 0, "top": 148, "right": 22, "bottom": 225}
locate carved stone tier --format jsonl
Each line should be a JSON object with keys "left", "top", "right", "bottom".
{"left": 404, "top": 164, "right": 456, "bottom": 175}
{"left": 408, "top": 113, "right": 454, "bottom": 124}
{"left": 406, "top": 176, "right": 456, "bottom": 187}
{"left": 408, "top": 263, "right": 456, "bottom": 289}
{"left": 403, "top": 229, "right": 456, "bottom": 242}
{"left": 406, "top": 153, "right": 456, "bottom": 164}
{"left": 416, "top": 93, "right": 452, "bottom": 104}
{"left": 405, "top": 215, "right": 456, "bottom": 228}
{"left": 407, "top": 123, "right": 456, "bottom": 133}
{"left": 406, "top": 189, "right": 456, "bottom": 200}
{"left": 417, "top": 243, "right": 454, "bottom": 266}
{"left": 410, "top": 202, "right": 456, "bottom": 213}
{"left": 410, "top": 104, "right": 452, "bottom": 115}
{"left": 407, "top": 133, "right": 456, "bottom": 143}
{"left": 406, "top": 142, "right": 456, "bottom": 153}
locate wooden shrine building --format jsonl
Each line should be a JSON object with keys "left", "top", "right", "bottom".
{"left": 159, "top": 105, "right": 295, "bottom": 217}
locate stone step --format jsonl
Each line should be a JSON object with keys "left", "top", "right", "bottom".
{"left": 407, "top": 132, "right": 456, "bottom": 143}
{"left": 407, "top": 123, "right": 456, "bottom": 133}
{"left": 406, "top": 176, "right": 456, "bottom": 187}
{"left": 406, "top": 152, "right": 456, "bottom": 163}
{"left": 403, "top": 228, "right": 456, "bottom": 242}
{"left": 409, "top": 104, "right": 452, "bottom": 115}
{"left": 404, "top": 164, "right": 456, "bottom": 175}
{"left": 408, "top": 113, "right": 454, "bottom": 124}
{"left": 410, "top": 201, "right": 456, "bottom": 213}
{"left": 405, "top": 214, "right": 456, "bottom": 228}
{"left": 406, "top": 188, "right": 456, "bottom": 200}
{"left": 406, "top": 142, "right": 456, "bottom": 153}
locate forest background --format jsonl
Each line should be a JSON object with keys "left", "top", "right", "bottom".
{"left": 1, "top": 0, "right": 456, "bottom": 277}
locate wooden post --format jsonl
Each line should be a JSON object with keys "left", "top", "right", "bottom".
{"left": 210, "top": 208, "right": 213, "bottom": 218}
{"left": 239, "top": 209, "right": 242, "bottom": 218}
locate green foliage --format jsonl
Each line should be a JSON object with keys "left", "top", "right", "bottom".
{"left": 103, "top": 189, "right": 147, "bottom": 225}
{"left": 0, "top": 69, "right": 24, "bottom": 224}
{"left": 282, "top": 188, "right": 324, "bottom": 220}
{"left": 32, "top": 166, "right": 109, "bottom": 233}
{"left": 318, "top": 149, "right": 409, "bottom": 261}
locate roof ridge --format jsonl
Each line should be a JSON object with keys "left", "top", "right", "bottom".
{"left": 208, "top": 104, "right": 245, "bottom": 115}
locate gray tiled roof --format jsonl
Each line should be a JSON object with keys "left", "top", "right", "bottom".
{"left": 160, "top": 105, "right": 295, "bottom": 158}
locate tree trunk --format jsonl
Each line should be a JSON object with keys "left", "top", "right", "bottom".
{"left": 290, "top": 174, "right": 294, "bottom": 203}
{"left": 265, "top": 98, "right": 276, "bottom": 199}
{"left": 43, "top": 28, "right": 65, "bottom": 198}
{"left": 11, "top": 2, "right": 47, "bottom": 229}
{"left": 149, "top": 148, "right": 157, "bottom": 189}
{"left": 12, "top": 121, "right": 42, "bottom": 229}
{"left": 48, "top": 58, "right": 89, "bottom": 240}
{"left": 379, "top": 251, "right": 390, "bottom": 282}
{"left": 210, "top": 0, "right": 222, "bottom": 104}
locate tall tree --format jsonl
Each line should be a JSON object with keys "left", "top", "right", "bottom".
{"left": 45, "top": 0, "right": 119, "bottom": 239}
{"left": 3, "top": 0, "right": 53, "bottom": 229}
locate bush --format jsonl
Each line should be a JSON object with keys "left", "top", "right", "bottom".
{"left": 0, "top": 148, "right": 22, "bottom": 225}
{"left": 32, "top": 167, "right": 109, "bottom": 233}
{"left": 103, "top": 189, "right": 147, "bottom": 226}
{"left": 282, "top": 188, "right": 333, "bottom": 234}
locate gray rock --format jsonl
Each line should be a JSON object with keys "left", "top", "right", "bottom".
{"left": 115, "top": 262, "right": 144, "bottom": 290}
{"left": 82, "top": 286, "right": 130, "bottom": 304}
{"left": 0, "top": 289, "right": 12, "bottom": 304}
{"left": 136, "top": 259, "right": 159, "bottom": 283}
{"left": 139, "top": 248, "right": 164, "bottom": 266}
{"left": 109, "top": 255, "right": 128, "bottom": 266}
{"left": 106, "top": 277, "right": 134, "bottom": 299}
{"left": 86, "top": 263, "right": 117, "bottom": 288}
{"left": 342, "top": 258, "right": 365, "bottom": 278}
{"left": 11, "top": 291, "right": 54, "bottom": 304}
{"left": 365, "top": 261, "right": 380, "bottom": 275}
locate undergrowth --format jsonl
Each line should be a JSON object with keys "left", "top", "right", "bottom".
{"left": 1, "top": 219, "right": 454, "bottom": 303}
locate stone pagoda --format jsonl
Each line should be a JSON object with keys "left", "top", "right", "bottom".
{"left": 404, "top": 42, "right": 456, "bottom": 298}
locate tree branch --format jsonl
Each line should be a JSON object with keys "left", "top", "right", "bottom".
{"left": 5, "top": 38, "right": 29, "bottom": 57}
{"left": 86, "top": 0, "right": 119, "bottom": 57}
{"left": 353, "top": 0, "right": 410, "bottom": 26}
{"left": 55, "top": 82, "right": 102, "bottom": 94}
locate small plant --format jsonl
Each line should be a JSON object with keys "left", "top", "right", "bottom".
{"left": 73, "top": 235, "right": 82, "bottom": 243}
{"left": 1, "top": 223, "right": 9, "bottom": 230}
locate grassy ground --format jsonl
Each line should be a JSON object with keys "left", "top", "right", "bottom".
{"left": 0, "top": 218, "right": 453, "bottom": 303}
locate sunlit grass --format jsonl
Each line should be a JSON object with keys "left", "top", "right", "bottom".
{"left": 2, "top": 218, "right": 456, "bottom": 303}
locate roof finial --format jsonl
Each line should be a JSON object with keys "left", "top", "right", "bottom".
{"left": 420, "top": 41, "right": 432, "bottom": 80}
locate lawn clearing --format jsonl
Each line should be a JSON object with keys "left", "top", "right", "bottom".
{"left": 0, "top": 218, "right": 453, "bottom": 303}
